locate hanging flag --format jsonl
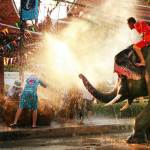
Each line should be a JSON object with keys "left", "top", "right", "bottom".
{"left": 12, "top": 41, "right": 17, "bottom": 46}
{"left": 16, "top": 22, "right": 19, "bottom": 28}
{"left": 10, "top": 58, "right": 13, "bottom": 64}
{"left": 0, "top": 28, "right": 9, "bottom": 35}
{"left": 8, "top": 58, "right": 11, "bottom": 65}
{"left": 5, "top": 58, "right": 9, "bottom": 65}
{"left": 12, "top": 57, "right": 16, "bottom": 65}
{"left": 6, "top": 44, "right": 11, "bottom": 50}
{"left": 21, "top": 0, "right": 39, "bottom": 21}
{"left": 0, "top": 38, "right": 19, "bottom": 55}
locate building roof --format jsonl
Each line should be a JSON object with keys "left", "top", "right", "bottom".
{"left": 0, "top": 0, "right": 150, "bottom": 31}
{"left": 0, "top": 0, "right": 19, "bottom": 27}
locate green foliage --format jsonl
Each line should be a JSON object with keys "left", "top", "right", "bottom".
{"left": 93, "top": 101, "right": 147, "bottom": 118}
{"left": 4, "top": 65, "right": 20, "bottom": 72}
{"left": 4, "top": 64, "right": 31, "bottom": 72}
{"left": 143, "top": 0, "right": 150, "bottom": 4}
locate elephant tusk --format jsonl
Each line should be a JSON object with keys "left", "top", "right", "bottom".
{"left": 104, "top": 94, "right": 122, "bottom": 107}
{"left": 120, "top": 101, "right": 130, "bottom": 111}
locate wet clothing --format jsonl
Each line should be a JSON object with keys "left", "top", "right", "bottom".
{"left": 19, "top": 75, "right": 46, "bottom": 110}
{"left": 134, "top": 21, "right": 150, "bottom": 48}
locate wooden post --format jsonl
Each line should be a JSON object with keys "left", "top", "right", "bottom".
{"left": 0, "top": 56, "right": 4, "bottom": 94}
{"left": 19, "top": 0, "right": 24, "bottom": 83}
{"left": 19, "top": 21, "right": 25, "bottom": 82}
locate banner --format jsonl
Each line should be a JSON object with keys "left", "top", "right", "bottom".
{"left": 21, "top": 0, "right": 39, "bottom": 21}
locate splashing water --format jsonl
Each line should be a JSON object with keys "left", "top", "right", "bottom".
{"left": 29, "top": 0, "right": 137, "bottom": 107}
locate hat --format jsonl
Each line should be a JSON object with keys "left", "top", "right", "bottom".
{"left": 14, "top": 80, "right": 21, "bottom": 88}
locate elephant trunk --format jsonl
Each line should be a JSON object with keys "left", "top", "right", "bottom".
{"left": 79, "top": 74, "right": 118, "bottom": 103}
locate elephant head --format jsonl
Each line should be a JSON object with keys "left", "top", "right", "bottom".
{"left": 79, "top": 73, "right": 147, "bottom": 111}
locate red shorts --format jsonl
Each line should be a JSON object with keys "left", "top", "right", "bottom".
{"left": 135, "top": 34, "right": 150, "bottom": 48}
{"left": 135, "top": 40, "right": 147, "bottom": 48}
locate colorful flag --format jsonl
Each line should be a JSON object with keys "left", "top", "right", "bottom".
{"left": 21, "top": 0, "right": 39, "bottom": 21}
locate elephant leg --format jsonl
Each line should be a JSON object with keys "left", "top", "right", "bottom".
{"left": 144, "top": 72, "right": 150, "bottom": 141}
{"left": 145, "top": 126, "right": 150, "bottom": 140}
{"left": 127, "top": 104, "right": 150, "bottom": 144}
{"left": 127, "top": 73, "right": 150, "bottom": 143}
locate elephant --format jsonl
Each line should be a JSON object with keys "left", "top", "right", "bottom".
{"left": 79, "top": 45, "right": 150, "bottom": 144}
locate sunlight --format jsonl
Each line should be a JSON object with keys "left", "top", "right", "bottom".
{"left": 53, "top": 41, "right": 76, "bottom": 73}
{"left": 45, "top": 34, "right": 79, "bottom": 76}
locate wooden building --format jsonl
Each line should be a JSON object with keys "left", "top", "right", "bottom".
{"left": 0, "top": 0, "right": 19, "bottom": 27}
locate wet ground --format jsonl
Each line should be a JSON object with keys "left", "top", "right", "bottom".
{"left": 0, "top": 117, "right": 134, "bottom": 132}
{"left": 0, "top": 118, "right": 149, "bottom": 149}
{"left": 0, "top": 133, "right": 150, "bottom": 150}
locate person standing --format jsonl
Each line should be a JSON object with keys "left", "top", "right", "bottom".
{"left": 10, "top": 74, "right": 47, "bottom": 128}
{"left": 6, "top": 80, "right": 22, "bottom": 101}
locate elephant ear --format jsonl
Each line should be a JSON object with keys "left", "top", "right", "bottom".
{"left": 114, "top": 45, "right": 144, "bottom": 80}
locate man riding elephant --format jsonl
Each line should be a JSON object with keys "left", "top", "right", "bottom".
{"left": 114, "top": 17, "right": 150, "bottom": 111}
{"left": 127, "top": 17, "right": 150, "bottom": 67}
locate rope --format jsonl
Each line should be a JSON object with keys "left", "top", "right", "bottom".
{"left": 67, "top": 0, "right": 78, "bottom": 13}
{"left": 56, "top": 1, "right": 61, "bottom": 32}
{"left": 52, "top": 0, "right": 90, "bottom": 8}
{"left": 0, "top": 22, "right": 42, "bottom": 36}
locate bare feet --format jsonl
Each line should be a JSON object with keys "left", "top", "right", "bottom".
{"left": 32, "top": 126, "right": 38, "bottom": 128}
{"left": 9, "top": 123, "right": 17, "bottom": 128}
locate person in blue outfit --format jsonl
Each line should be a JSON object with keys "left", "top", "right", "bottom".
{"left": 10, "top": 74, "right": 47, "bottom": 128}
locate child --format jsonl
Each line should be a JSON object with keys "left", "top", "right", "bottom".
{"left": 6, "top": 80, "right": 22, "bottom": 101}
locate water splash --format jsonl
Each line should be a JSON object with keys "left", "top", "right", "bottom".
{"left": 29, "top": 0, "right": 137, "bottom": 107}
